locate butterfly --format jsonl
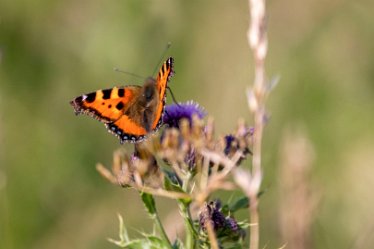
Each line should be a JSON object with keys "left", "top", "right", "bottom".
{"left": 70, "top": 57, "right": 174, "bottom": 144}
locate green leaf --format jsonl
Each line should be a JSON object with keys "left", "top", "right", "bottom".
{"left": 147, "top": 235, "right": 170, "bottom": 248}
{"left": 222, "top": 190, "right": 265, "bottom": 214}
{"left": 163, "top": 171, "right": 183, "bottom": 192}
{"left": 140, "top": 192, "right": 156, "bottom": 215}
{"left": 118, "top": 214, "right": 129, "bottom": 242}
{"left": 108, "top": 212, "right": 175, "bottom": 249}
{"left": 229, "top": 196, "right": 249, "bottom": 212}
{"left": 172, "top": 238, "right": 184, "bottom": 249}
{"left": 108, "top": 214, "right": 130, "bottom": 247}
{"left": 222, "top": 196, "right": 249, "bottom": 215}
{"left": 164, "top": 173, "right": 191, "bottom": 205}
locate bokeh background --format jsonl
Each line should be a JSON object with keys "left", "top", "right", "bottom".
{"left": 1, "top": 0, "right": 374, "bottom": 248}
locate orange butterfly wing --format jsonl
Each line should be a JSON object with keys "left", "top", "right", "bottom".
{"left": 70, "top": 57, "right": 174, "bottom": 144}
{"left": 70, "top": 86, "right": 139, "bottom": 122}
{"left": 106, "top": 115, "right": 148, "bottom": 142}
{"left": 152, "top": 57, "right": 174, "bottom": 130}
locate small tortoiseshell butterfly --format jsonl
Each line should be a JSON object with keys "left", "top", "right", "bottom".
{"left": 70, "top": 57, "right": 174, "bottom": 144}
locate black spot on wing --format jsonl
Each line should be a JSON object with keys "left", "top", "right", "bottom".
{"left": 86, "top": 92, "right": 96, "bottom": 103}
{"left": 116, "top": 102, "right": 124, "bottom": 110}
{"left": 166, "top": 57, "right": 173, "bottom": 69}
{"left": 118, "top": 88, "right": 125, "bottom": 97}
{"left": 102, "top": 89, "right": 112, "bottom": 99}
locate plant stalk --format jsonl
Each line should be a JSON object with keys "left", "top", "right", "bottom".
{"left": 247, "top": 0, "right": 268, "bottom": 248}
{"left": 180, "top": 173, "right": 198, "bottom": 248}
{"left": 153, "top": 212, "right": 173, "bottom": 249}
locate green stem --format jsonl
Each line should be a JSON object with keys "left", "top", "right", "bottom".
{"left": 153, "top": 212, "right": 173, "bottom": 249}
{"left": 179, "top": 201, "right": 198, "bottom": 249}
{"left": 140, "top": 192, "right": 173, "bottom": 249}
{"left": 179, "top": 173, "right": 198, "bottom": 248}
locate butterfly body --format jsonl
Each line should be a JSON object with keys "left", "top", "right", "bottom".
{"left": 70, "top": 57, "right": 174, "bottom": 144}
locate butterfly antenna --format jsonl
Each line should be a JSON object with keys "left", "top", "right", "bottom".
{"left": 114, "top": 68, "right": 146, "bottom": 80}
{"left": 152, "top": 42, "right": 172, "bottom": 76}
{"left": 167, "top": 86, "right": 181, "bottom": 107}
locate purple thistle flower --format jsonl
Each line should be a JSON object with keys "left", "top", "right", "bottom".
{"left": 163, "top": 101, "right": 206, "bottom": 128}
{"left": 223, "top": 126, "right": 253, "bottom": 165}
{"left": 224, "top": 135, "right": 236, "bottom": 155}
{"left": 199, "top": 200, "right": 246, "bottom": 240}
{"left": 199, "top": 201, "right": 226, "bottom": 231}
{"left": 226, "top": 217, "right": 239, "bottom": 232}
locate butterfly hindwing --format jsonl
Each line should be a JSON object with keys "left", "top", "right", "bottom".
{"left": 106, "top": 115, "right": 148, "bottom": 143}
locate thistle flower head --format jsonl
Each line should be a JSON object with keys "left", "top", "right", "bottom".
{"left": 199, "top": 201, "right": 226, "bottom": 231}
{"left": 163, "top": 101, "right": 206, "bottom": 128}
{"left": 199, "top": 200, "right": 245, "bottom": 241}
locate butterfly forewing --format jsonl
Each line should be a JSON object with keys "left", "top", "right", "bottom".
{"left": 70, "top": 86, "right": 140, "bottom": 122}
{"left": 152, "top": 57, "right": 174, "bottom": 130}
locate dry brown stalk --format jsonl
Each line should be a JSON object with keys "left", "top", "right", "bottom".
{"left": 279, "top": 128, "right": 318, "bottom": 249}
{"left": 244, "top": 0, "right": 268, "bottom": 248}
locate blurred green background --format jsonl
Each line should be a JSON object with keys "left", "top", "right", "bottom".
{"left": 1, "top": 0, "right": 374, "bottom": 248}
